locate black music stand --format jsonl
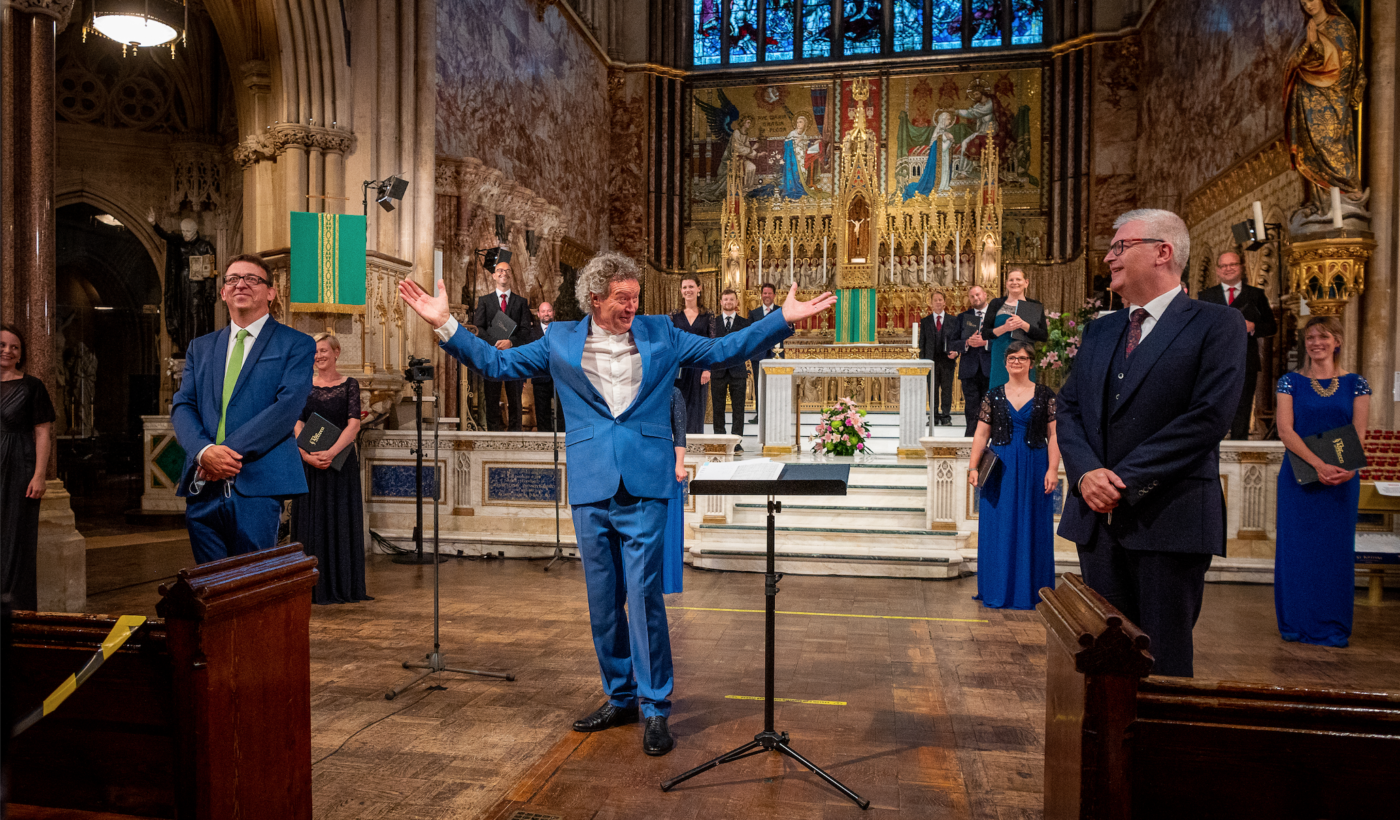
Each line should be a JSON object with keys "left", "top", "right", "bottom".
{"left": 660, "top": 462, "right": 868, "bottom": 810}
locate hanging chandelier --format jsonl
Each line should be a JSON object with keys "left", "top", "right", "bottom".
{"left": 83, "top": 0, "right": 188, "bottom": 57}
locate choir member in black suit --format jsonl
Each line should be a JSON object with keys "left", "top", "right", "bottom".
{"left": 918, "top": 290, "right": 957, "bottom": 425}
{"left": 948, "top": 285, "right": 992, "bottom": 436}
{"left": 746, "top": 282, "right": 783, "bottom": 424}
{"left": 709, "top": 288, "right": 751, "bottom": 447}
{"left": 1196, "top": 250, "right": 1278, "bottom": 440}
{"left": 471, "top": 249, "right": 533, "bottom": 431}
{"left": 670, "top": 276, "right": 713, "bottom": 434}
{"left": 525, "top": 301, "right": 563, "bottom": 432}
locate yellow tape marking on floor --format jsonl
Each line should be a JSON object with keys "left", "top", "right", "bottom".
{"left": 672, "top": 606, "right": 988, "bottom": 623}
{"left": 725, "top": 695, "right": 846, "bottom": 706}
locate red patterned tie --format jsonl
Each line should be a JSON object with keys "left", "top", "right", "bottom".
{"left": 936, "top": 315, "right": 942, "bottom": 333}
{"left": 1227, "top": 286, "right": 1236, "bottom": 305}
{"left": 1125, "top": 308, "right": 1149, "bottom": 357}
{"left": 500, "top": 294, "right": 508, "bottom": 313}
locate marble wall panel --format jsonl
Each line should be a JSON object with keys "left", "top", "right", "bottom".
{"left": 436, "top": 0, "right": 611, "bottom": 249}
{"left": 1135, "top": 0, "right": 1302, "bottom": 212}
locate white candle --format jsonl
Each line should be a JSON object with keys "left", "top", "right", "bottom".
{"left": 789, "top": 237, "right": 795, "bottom": 285}
{"left": 954, "top": 231, "right": 961, "bottom": 281}
{"left": 912, "top": 321, "right": 919, "bottom": 347}
{"left": 757, "top": 238, "right": 764, "bottom": 284}
{"left": 1331, "top": 187, "right": 1344, "bottom": 229}
{"left": 822, "top": 239, "right": 828, "bottom": 279}
{"left": 889, "top": 237, "right": 895, "bottom": 286}
{"left": 1252, "top": 201, "right": 1266, "bottom": 240}
{"left": 922, "top": 233, "right": 928, "bottom": 283}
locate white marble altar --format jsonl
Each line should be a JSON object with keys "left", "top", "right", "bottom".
{"left": 759, "top": 358, "right": 934, "bottom": 458}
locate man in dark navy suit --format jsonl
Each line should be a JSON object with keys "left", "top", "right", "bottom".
{"left": 171, "top": 254, "right": 315, "bottom": 564}
{"left": 525, "top": 301, "right": 563, "bottom": 432}
{"left": 948, "top": 285, "right": 991, "bottom": 436}
{"left": 918, "top": 290, "right": 957, "bottom": 425}
{"left": 710, "top": 288, "right": 751, "bottom": 444}
{"left": 1056, "top": 209, "right": 1245, "bottom": 678}
{"left": 746, "top": 282, "right": 783, "bottom": 425}
{"left": 472, "top": 250, "right": 533, "bottom": 431}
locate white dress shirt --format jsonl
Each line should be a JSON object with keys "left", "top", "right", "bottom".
{"left": 721, "top": 311, "right": 738, "bottom": 330}
{"left": 434, "top": 314, "right": 643, "bottom": 418}
{"left": 1128, "top": 285, "right": 1182, "bottom": 343}
{"left": 198, "top": 312, "right": 271, "bottom": 467}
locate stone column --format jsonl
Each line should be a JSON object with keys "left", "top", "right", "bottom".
{"left": 2, "top": 0, "right": 85, "bottom": 612}
{"left": 898, "top": 365, "right": 931, "bottom": 458}
{"left": 1367, "top": 0, "right": 1398, "bottom": 427}
{"left": 761, "top": 365, "right": 795, "bottom": 455}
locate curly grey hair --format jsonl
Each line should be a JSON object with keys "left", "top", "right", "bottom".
{"left": 1112, "top": 208, "right": 1190, "bottom": 274}
{"left": 576, "top": 251, "right": 641, "bottom": 315}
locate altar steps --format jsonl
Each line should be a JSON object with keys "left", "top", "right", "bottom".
{"left": 691, "top": 462, "right": 968, "bottom": 579}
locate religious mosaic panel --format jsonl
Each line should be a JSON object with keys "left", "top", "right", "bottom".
{"left": 689, "top": 80, "right": 839, "bottom": 209}
{"left": 886, "top": 68, "right": 1042, "bottom": 209}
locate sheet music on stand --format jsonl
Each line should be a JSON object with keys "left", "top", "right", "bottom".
{"left": 695, "top": 458, "right": 785, "bottom": 483}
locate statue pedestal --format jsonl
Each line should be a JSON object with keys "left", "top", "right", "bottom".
{"left": 35, "top": 479, "right": 86, "bottom": 612}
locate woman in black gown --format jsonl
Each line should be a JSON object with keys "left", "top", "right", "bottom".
{"left": 670, "top": 276, "right": 713, "bottom": 434}
{"left": 1, "top": 324, "right": 55, "bottom": 610}
{"left": 290, "top": 332, "right": 371, "bottom": 604}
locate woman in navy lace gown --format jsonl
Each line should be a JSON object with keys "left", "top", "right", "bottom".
{"left": 670, "top": 276, "right": 713, "bottom": 434}
{"left": 291, "top": 333, "right": 371, "bottom": 604}
{"left": 968, "top": 341, "right": 1060, "bottom": 609}
{"left": 1275, "top": 316, "right": 1370, "bottom": 646}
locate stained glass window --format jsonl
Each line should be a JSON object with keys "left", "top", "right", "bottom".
{"left": 767, "top": 0, "right": 796, "bottom": 61}
{"left": 930, "top": 0, "right": 963, "bottom": 50}
{"left": 843, "top": 0, "right": 881, "bottom": 56}
{"left": 730, "top": 0, "right": 760, "bottom": 63}
{"left": 1010, "top": 0, "right": 1044, "bottom": 45}
{"left": 803, "top": 0, "right": 833, "bottom": 58}
{"left": 693, "top": 0, "right": 721, "bottom": 65}
{"left": 893, "top": 0, "right": 922, "bottom": 52}
{"left": 970, "top": 0, "right": 1003, "bottom": 47}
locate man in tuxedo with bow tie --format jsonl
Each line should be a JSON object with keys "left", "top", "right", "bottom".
{"left": 1197, "top": 251, "right": 1277, "bottom": 440}
{"left": 472, "top": 249, "right": 533, "bottom": 431}
{"left": 399, "top": 252, "right": 835, "bottom": 756}
{"left": 1056, "top": 209, "right": 1245, "bottom": 677}
{"left": 170, "top": 254, "right": 316, "bottom": 564}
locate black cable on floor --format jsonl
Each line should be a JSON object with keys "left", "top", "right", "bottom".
{"left": 311, "top": 686, "right": 439, "bottom": 766}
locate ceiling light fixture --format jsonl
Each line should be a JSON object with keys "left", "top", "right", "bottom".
{"left": 84, "top": 0, "right": 188, "bottom": 57}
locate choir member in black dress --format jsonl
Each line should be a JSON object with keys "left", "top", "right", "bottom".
{"left": 1, "top": 324, "right": 55, "bottom": 610}
{"left": 290, "top": 333, "right": 371, "bottom": 604}
{"left": 670, "top": 276, "right": 714, "bottom": 434}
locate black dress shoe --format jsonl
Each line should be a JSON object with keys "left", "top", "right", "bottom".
{"left": 642, "top": 716, "right": 675, "bottom": 756}
{"left": 573, "top": 702, "right": 639, "bottom": 732}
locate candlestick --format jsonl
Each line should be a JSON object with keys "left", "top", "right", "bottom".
{"left": 1330, "top": 187, "right": 1344, "bottom": 229}
{"left": 922, "top": 233, "right": 928, "bottom": 283}
{"left": 955, "top": 231, "right": 961, "bottom": 281}
{"left": 822, "top": 240, "right": 828, "bottom": 280}
{"left": 789, "top": 237, "right": 795, "bottom": 285}
{"left": 1252, "top": 201, "right": 1266, "bottom": 240}
{"left": 757, "top": 239, "right": 764, "bottom": 289}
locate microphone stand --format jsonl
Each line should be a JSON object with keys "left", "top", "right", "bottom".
{"left": 386, "top": 393, "right": 514, "bottom": 699}
{"left": 544, "top": 392, "right": 573, "bottom": 571}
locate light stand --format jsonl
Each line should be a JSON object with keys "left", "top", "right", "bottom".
{"left": 392, "top": 358, "right": 445, "bottom": 566}
{"left": 386, "top": 393, "right": 514, "bottom": 699}
{"left": 543, "top": 392, "right": 573, "bottom": 571}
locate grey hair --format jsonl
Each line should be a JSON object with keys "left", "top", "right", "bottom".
{"left": 576, "top": 251, "right": 641, "bottom": 315}
{"left": 1112, "top": 208, "right": 1190, "bottom": 274}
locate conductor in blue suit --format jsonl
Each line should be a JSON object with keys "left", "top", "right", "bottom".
{"left": 171, "top": 254, "right": 316, "bottom": 565}
{"left": 1055, "top": 209, "right": 1245, "bottom": 678}
{"left": 399, "top": 252, "right": 835, "bottom": 756}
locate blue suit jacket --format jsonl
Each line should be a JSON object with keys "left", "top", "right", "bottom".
{"left": 441, "top": 310, "right": 794, "bottom": 505}
{"left": 1055, "top": 292, "right": 1246, "bottom": 555}
{"left": 171, "top": 315, "right": 316, "bottom": 499}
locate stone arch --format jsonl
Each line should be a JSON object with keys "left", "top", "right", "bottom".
{"left": 55, "top": 186, "right": 165, "bottom": 284}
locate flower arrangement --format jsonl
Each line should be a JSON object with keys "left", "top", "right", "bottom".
{"left": 810, "top": 398, "right": 871, "bottom": 456}
{"left": 1036, "top": 297, "right": 1101, "bottom": 385}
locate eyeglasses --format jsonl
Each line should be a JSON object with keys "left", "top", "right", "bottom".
{"left": 1216, "top": 262, "right": 1243, "bottom": 269}
{"left": 1108, "top": 238, "right": 1164, "bottom": 257}
{"left": 224, "top": 273, "right": 271, "bottom": 287}
{"left": 1005, "top": 356, "right": 1032, "bottom": 363}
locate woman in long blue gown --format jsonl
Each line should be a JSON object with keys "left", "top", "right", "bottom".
{"left": 982, "top": 269, "right": 1048, "bottom": 389}
{"left": 1275, "top": 316, "right": 1371, "bottom": 646}
{"left": 968, "top": 341, "right": 1060, "bottom": 610}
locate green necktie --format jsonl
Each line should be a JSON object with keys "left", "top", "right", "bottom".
{"left": 217, "top": 329, "right": 251, "bottom": 444}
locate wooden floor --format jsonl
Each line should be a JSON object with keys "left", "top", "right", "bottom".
{"left": 82, "top": 540, "right": 1400, "bottom": 820}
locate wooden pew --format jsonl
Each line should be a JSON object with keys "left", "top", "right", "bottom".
{"left": 1038, "top": 573, "right": 1400, "bottom": 820}
{"left": 7, "top": 544, "right": 318, "bottom": 819}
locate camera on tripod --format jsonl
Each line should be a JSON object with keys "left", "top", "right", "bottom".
{"left": 404, "top": 356, "right": 434, "bottom": 383}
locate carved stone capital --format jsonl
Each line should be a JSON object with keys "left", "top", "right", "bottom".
{"left": 234, "top": 124, "right": 355, "bottom": 168}
{"left": 9, "top": 0, "right": 75, "bottom": 26}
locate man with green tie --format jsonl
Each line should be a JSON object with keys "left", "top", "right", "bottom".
{"left": 171, "top": 254, "right": 316, "bottom": 563}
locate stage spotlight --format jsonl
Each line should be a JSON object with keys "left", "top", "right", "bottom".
{"left": 376, "top": 175, "right": 408, "bottom": 212}
{"left": 1231, "top": 220, "right": 1266, "bottom": 251}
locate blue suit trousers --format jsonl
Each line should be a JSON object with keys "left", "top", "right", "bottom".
{"left": 185, "top": 484, "right": 282, "bottom": 564}
{"left": 571, "top": 482, "right": 673, "bottom": 718}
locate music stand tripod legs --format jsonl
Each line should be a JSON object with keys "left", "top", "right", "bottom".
{"left": 387, "top": 412, "right": 514, "bottom": 700}
{"left": 660, "top": 497, "right": 869, "bottom": 810}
